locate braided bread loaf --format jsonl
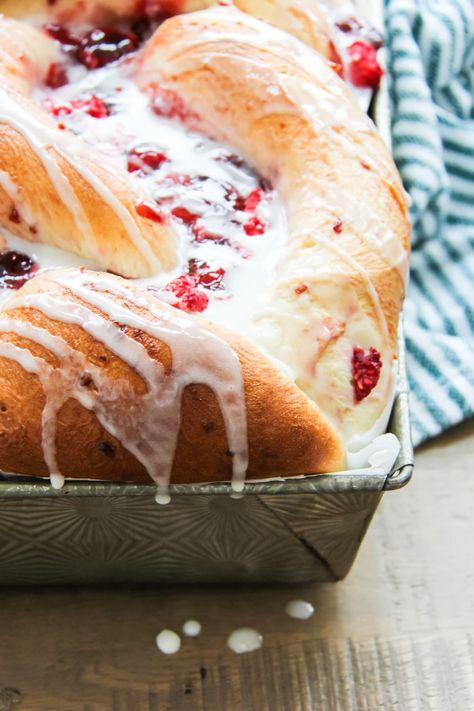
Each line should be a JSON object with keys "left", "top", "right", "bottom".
{"left": 0, "top": 1, "right": 409, "bottom": 489}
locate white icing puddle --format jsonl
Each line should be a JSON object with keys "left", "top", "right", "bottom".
{"left": 183, "top": 620, "right": 202, "bottom": 637}
{"left": 155, "top": 629, "right": 181, "bottom": 655}
{"left": 227, "top": 627, "right": 263, "bottom": 654}
{"left": 285, "top": 600, "right": 315, "bottom": 620}
{"left": 27, "top": 50, "right": 288, "bottom": 346}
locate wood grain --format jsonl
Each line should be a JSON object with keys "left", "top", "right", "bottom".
{"left": 0, "top": 421, "right": 472, "bottom": 710}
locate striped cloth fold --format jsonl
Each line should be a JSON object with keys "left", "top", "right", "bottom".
{"left": 385, "top": 0, "right": 474, "bottom": 446}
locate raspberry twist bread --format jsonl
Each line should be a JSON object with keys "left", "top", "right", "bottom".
{"left": 0, "top": 3, "right": 409, "bottom": 489}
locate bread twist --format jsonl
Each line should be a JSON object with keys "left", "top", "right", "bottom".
{"left": 0, "top": 2, "right": 409, "bottom": 488}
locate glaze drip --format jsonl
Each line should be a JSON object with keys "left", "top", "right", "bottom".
{"left": 3, "top": 269, "right": 248, "bottom": 489}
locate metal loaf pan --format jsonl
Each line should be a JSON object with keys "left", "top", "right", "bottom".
{"left": 0, "top": 0, "right": 413, "bottom": 585}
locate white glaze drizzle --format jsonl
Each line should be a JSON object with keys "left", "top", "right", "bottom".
{"left": 50, "top": 472, "right": 65, "bottom": 489}
{"left": 54, "top": 270, "right": 249, "bottom": 487}
{"left": 0, "top": 338, "right": 62, "bottom": 480}
{"left": 155, "top": 483, "right": 171, "bottom": 505}
{"left": 0, "top": 316, "right": 138, "bottom": 484}
{"left": 5, "top": 269, "right": 248, "bottom": 489}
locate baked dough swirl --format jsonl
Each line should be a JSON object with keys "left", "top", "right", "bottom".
{"left": 0, "top": 2, "right": 410, "bottom": 488}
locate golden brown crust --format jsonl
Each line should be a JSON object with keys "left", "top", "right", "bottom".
{"left": 0, "top": 4, "right": 409, "bottom": 484}
{"left": 0, "top": 270, "right": 345, "bottom": 482}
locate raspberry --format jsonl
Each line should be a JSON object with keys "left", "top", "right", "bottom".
{"left": 71, "top": 95, "right": 110, "bottom": 118}
{"left": 0, "top": 250, "right": 38, "bottom": 290}
{"left": 198, "top": 267, "right": 225, "bottom": 290}
{"left": 43, "top": 23, "right": 81, "bottom": 50}
{"left": 45, "top": 100, "right": 72, "bottom": 116}
{"left": 178, "top": 290, "right": 209, "bottom": 312}
{"left": 8, "top": 207, "right": 20, "bottom": 224}
{"left": 45, "top": 62, "right": 69, "bottom": 89}
{"left": 127, "top": 147, "right": 168, "bottom": 173}
{"left": 164, "top": 275, "right": 209, "bottom": 312}
{"left": 244, "top": 188, "right": 263, "bottom": 212}
{"left": 46, "top": 96, "right": 110, "bottom": 118}
{"left": 135, "top": 201, "right": 165, "bottom": 223}
{"left": 244, "top": 216, "right": 266, "bottom": 236}
{"left": 192, "top": 225, "right": 229, "bottom": 246}
{"left": 351, "top": 346, "right": 383, "bottom": 402}
{"left": 78, "top": 27, "right": 139, "bottom": 69}
{"left": 347, "top": 41, "right": 383, "bottom": 89}
{"left": 44, "top": 23, "right": 140, "bottom": 69}
{"left": 171, "top": 206, "right": 200, "bottom": 225}
{"left": 187, "top": 260, "right": 225, "bottom": 289}
{"left": 165, "top": 274, "right": 198, "bottom": 297}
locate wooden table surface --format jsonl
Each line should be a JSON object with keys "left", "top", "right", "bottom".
{"left": 0, "top": 421, "right": 472, "bottom": 711}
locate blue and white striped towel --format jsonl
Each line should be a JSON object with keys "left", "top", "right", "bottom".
{"left": 385, "top": 0, "right": 474, "bottom": 446}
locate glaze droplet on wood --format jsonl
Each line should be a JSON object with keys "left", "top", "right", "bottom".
{"left": 227, "top": 627, "right": 263, "bottom": 654}
{"left": 285, "top": 600, "right": 315, "bottom": 620}
{"left": 182, "top": 620, "right": 201, "bottom": 637}
{"left": 155, "top": 629, "right": 181, "bottom": 655}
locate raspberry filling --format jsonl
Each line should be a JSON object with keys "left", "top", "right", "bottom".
{"left": 0, "top": 251, "right": 39, "bottom": 290}
{"left": 347, "top": 41, "right": 384, "bottom": 89}
{"left": 333, "top": 219, "right": 343, "bottom": 234}
{"left": 45, "top": 62, "right": 69, "bottom": 89}
{"left": 156, "top": 259, "right": 227, "bottom": 313}
{"left": 332, "top": 14, "right": 384, "bottom": 92}
{"left": 188, "top": 260, "right": 225, "bottom": 291}
{"left": 127, "top": 146, "right": 168, "bottom": 173}
{"left": 32, "top": 19, "right": 289, "bottom": 321}
{"left": 244, "top": 216, "right": 266, "bottom": 236}
{"left": 8, "top": 207, "right": 21, "bottom": 224}
{"left": 161, "top": 275, "right": 209, "bottom": 313}
{"left": 352, "top": 346, "right": 383, "bottom": 402}
{"left": 45, "top": 95, "right": 110, "bottom": 118}
{"left": 44, "top": 23, "right": 144, "bottom": 69}
{"left": 243, "top": 188, "right": 263, "bottom": 212}
{"left": 135, "top": 201, "right": 165, "bottom": 223}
